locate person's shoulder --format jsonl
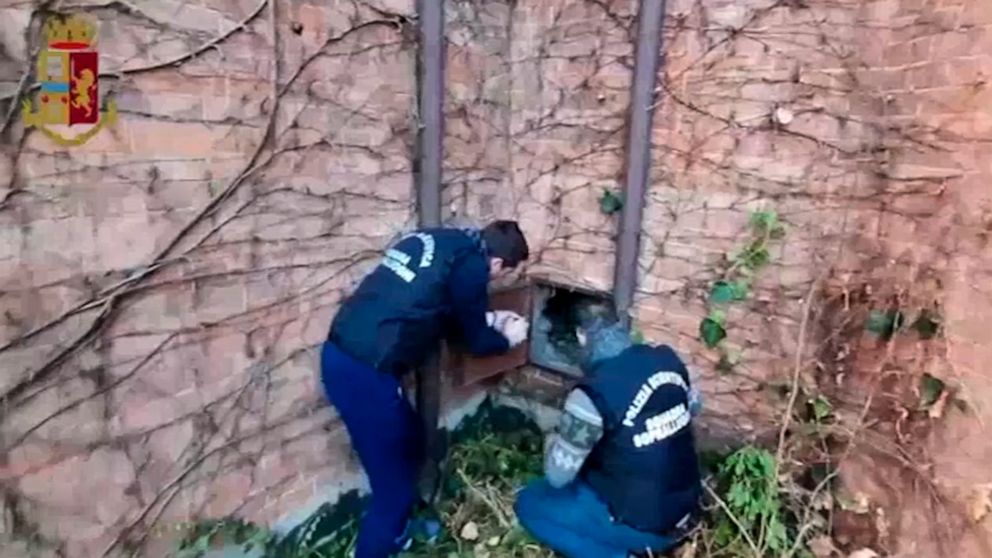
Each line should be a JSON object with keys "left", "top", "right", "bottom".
{"left": 642, "top": 344, "right": 693, "bottom": 388}
{"left": 420, "top": 225, "right": 476, "bottom": 236}
{"left": 644, "top": 342, "right": 679, "bottom": 356}
{"left": 641, "top": 343, "right": 687, "bottom": 368}
{"left": 428, "top": 227, "right": 484, "bottom": 249}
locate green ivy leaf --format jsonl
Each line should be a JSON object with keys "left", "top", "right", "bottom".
{"left": 750, "top": 210, "right": 786, "bottom": 238}
{"left": 708, "top": 309, "right": 727, "bottom": 325}
{"left": 865, "top": 309, "right": 904, "bottom": 339}
{"left": 710, "top": 281, "right": 736, "bottom": 304}
{"left": 912, "top": 309, "right": 941, "bottom": 340}
{"left": 700, "top": 311, "right": 727, "bottom": 348}
{"left": 920, "top": 373, "right": 945, "bottom": 408}
{"left": 730, "top": 279, "right": 750, "bottom": 300}
{"left": 766, "top": 519, "right": 789, "bottom": 551}
{"left": 738, "top": 244, "right": 770, "bottom": 271}
{"left": 750, "top": 210, "right": 777, "bottom": 229}
{"left": 598, "top": 189, "right": 624, "bottom": 214}
{"left": 811, "top": 395, "right": 832, "bottom": 422}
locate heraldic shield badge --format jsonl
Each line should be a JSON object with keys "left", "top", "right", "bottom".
{"left": 22, "top": 14, "right": 117, "bottom": 146}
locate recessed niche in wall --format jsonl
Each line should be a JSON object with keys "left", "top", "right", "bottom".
{"left": 528, "top": 279, "right": 614, "bottom": 377}
{"left": 442, "top": 279, "right": 615, "bottom": 385}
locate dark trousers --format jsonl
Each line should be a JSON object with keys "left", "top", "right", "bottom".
{"left": 320, "top": 342, "right": 423, "bottom": 558}
{"left": 516, "top": 479, "right": 682, "bottom": 558}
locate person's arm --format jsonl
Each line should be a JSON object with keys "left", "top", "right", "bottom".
{"left": 544, "top": 389, "right": 604, "bottom": 488}
{"left": 447, "top": 255, "right": 510, "bottom": 356}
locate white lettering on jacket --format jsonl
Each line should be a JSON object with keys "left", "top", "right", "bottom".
{"left": 632, "top": 404, "right": 691, "bottom": 448}
{"left": 381, "top": 233, "right": 436, "bottom": 282}
{"left": 621, "top": 371, "right": 688, "bottom": 428}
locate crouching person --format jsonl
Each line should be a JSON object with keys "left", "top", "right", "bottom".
{"left": 321, "top": 221, "right": 530, "bottom": 558}
{"left": 515, "top": 312, "right": 702, "bottom": 558}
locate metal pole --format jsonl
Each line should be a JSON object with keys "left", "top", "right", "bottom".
{"left": 417, "top": 0, "right": 444, "bottom": 228}
{"left": 415, "top": 0, "right": 444, "bottom": 505}
{"left": 614, "top": 0, "right": 668, "bottom": 328}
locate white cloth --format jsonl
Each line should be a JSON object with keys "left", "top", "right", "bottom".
{"left": 486, "top": 310, "right": 528, "bottom": 347}
{"left": 501, "top": 314, "right": 529, "bottom": 347}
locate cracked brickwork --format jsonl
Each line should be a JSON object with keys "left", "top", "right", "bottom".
{"left": 1, "top": 0, "right": 991, "bottom": 556}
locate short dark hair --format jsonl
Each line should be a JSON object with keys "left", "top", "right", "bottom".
{"left": 482, "top": 220, "right": 529, "bottom": 268}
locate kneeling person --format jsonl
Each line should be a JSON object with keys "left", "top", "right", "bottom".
{"left": 515, "top": 312, "right": 702, "bottom": 558}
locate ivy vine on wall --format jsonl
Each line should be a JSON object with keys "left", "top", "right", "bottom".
{"left": 700, "top": 209, "right": 786, "bottom": 372}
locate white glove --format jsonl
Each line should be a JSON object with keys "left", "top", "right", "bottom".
{"left": 487, "top": 310, "right": 522, "bottom": 331}
{"left": 501, "top": 315, "right": 530, "bottom": 348}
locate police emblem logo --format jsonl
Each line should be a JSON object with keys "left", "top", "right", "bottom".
{"left": 21, "top": 13, "right": 117, "bottom": 146}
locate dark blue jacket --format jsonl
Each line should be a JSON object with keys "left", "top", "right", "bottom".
{"left": 578, "top": 344, "right": 701, "bottom": 534}
{"left": 328, "top": 228, "right": 508, "bottom": 376}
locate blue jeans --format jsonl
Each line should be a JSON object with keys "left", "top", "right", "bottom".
{"left": 320, "top": 342, "right": 423, "bottom": 558}
{"left": 515, "top": 479, "right": 682, "bottom": 558}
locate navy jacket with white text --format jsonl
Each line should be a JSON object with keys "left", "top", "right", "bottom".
{"left": 327, "top": 228, "right": 509, "bottom": 376}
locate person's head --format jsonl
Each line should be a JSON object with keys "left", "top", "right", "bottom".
{"left": 575, "top": 304, "right": 631, "bottom": 369}
{"left": 482, "top": 220, "right": 529, "bottom": 278}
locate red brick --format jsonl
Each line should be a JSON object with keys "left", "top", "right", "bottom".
{"left": 961, "top": 0, "right": 992, "bottom": 25}
{"left": 942, "top": 57, "right": 988, "bottom": 87}
{"left": 884, "top": 37, "right": 933, "bottom": 67}
{"left": 124, "top": 73, "right": 227, "bottom": 97}
{"left": 19, "top": 449, "right": 136, "bottom": 521}
{"left": 127, "top": 120, "right": 234, "bottom": 157}
{"left": 933, "top": 27, "right": 989, "bottom": 58}
{"left": 0, "top": 442, "right": 56, "bottom": 481}
{"left": 192, "top": 280, "right": 247, "bottom": 325}
{"left": 114, "top": 390, "right": 185, "bottom": 433}
{"left": 118, "top": 88, "right": 203, "bottom": 119}
{"left": 204, "top": 471, "right": 253, "bottom": 517}
{"left": 906, "top": 62, "right": 945, "bottom": 89}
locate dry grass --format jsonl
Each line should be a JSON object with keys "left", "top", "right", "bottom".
{"left": 400, "top": 426, "right": 556, "bottom": 558}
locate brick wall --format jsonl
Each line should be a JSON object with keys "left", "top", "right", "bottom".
{"left": 448, "top": 0, "right": 992, "bottom": 553}
{"left": 837, "top": 0, "right": 992, "bottom": 555}
{"left": 445, "top": 0, "right": 874, "bottom": 443}
{"left": 1, "top": 1, "right": 416, "bottom": 556}
{"left": 3, "top": 0, "right": 992, "bottom": 555}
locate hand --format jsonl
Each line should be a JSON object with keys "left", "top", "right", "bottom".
{"left": 487, "top": 310, "right": 522, "bottom": 331}
{"left": 501, "top": 315, "right": 529, "bottom": 347}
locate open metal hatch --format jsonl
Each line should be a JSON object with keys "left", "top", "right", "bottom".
{"left": 442, "top": 278, "right": 614, "bottom": 387}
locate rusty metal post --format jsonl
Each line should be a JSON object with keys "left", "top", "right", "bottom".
{"left": 614, "top": 0, "right": 668, "bottom": 328}
{"left": 415, "top": 0, "right": 445, "bottom": 505}
{"left": 417, "top": 0, "right": 444, "bottom": 228}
